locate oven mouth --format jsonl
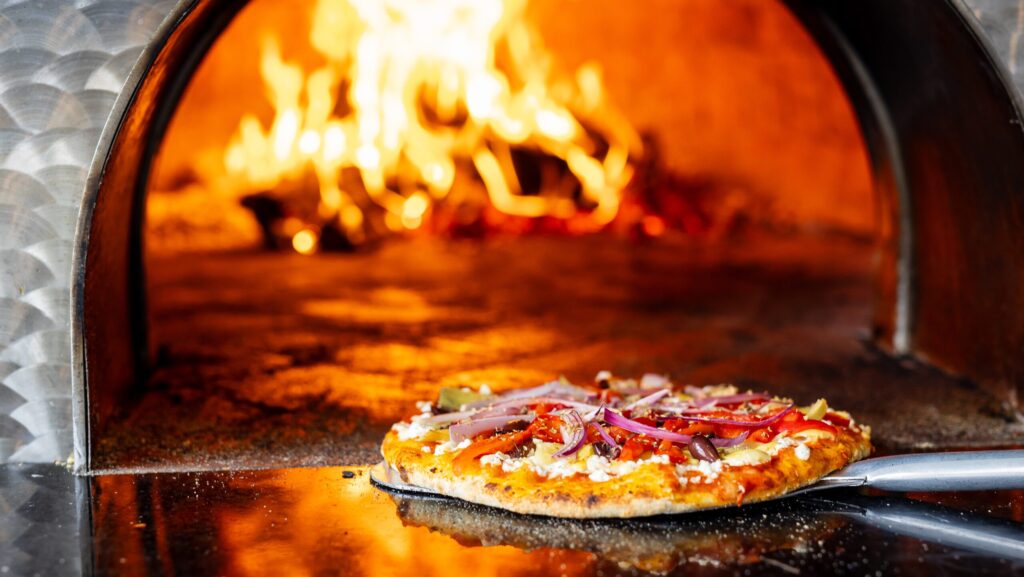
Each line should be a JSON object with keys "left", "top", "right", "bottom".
{"left": 72, "top": 0, "right": 1024, "bottom": 474}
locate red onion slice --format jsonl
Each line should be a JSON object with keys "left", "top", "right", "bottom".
{"left": 553, "top": 410, "right": 586, "bottom": 458}
{"left": 623, "top": 388, "right": 670, "bottom": 410}
{"left": 472, "top": 405, "right": 520, "bottom": 419}
{"left": 418, "top": 409, "right": 476, "bottom": 425}
{"left": 417, "top": 404, "right": 519, "bottom": 425}
{"left": 464, "top": 380, "right": 592, "bottom": 409}
{"left": 449, "top": 413, "right": 536, "bottom": 443}
{"left": 466, "top": 395, "right": 600, "bottom": 413}
{"left": 692, "top": 397, "right": 719, "bottom": 409}
{"left": 590, "top": 421, "right": 619, "bottom": 448}
{"left": 710, "top": 430, "right": 751, "bottom": 447}
{"left": 693, "top": 392, "right": 770, "bottom": 407}
{"left": 676, "top": 404, "right": 795, "bottom": 428}
{"left": 602, "top": 409, "right": 693, "bottom": 444}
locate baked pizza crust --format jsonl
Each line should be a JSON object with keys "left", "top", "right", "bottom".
{"left": 381, "top": 424, "right": 871, "bottom": 518}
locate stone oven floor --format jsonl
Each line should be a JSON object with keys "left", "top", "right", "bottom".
{"left": 92, "top": 234, "right": 1023, "bottom": 473}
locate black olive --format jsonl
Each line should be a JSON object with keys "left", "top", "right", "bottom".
{"left": 594, "top": 442, "right": 621, "bottom": 459}
{"left": 688, "top": 435, "right": 720, "bottom": 462}
{"left": 508, "top": 441, "right": 534, "bottom": 459}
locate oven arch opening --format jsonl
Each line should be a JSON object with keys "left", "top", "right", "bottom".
{"left": 72, "top": 0, "right": 1024, "bottom": 473}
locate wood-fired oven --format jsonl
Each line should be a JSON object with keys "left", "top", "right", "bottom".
{"left": 0, "top": 0, "right": 1022, "bottom": 478}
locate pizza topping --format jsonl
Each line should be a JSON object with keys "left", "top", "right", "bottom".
{"left": 722, "top": 448, "right": 772, "bottom": 466}
{"left": 590, "top": 421, "right": 620, "bottom": 449}
{"left": 437, "top": 387, "right": 492, "bottom": 411}
{"left": 449, "top": 413, "right": 536, "bottom": 443}
{"left": 622, "top": 388, "right": 671, "bottom": 410}
{"left": 553, "top": 410, "right": 587, "bottom": 458}
{"left": 604, "top": 408, "right": 695, "bottom": 444}
{"left": 689, "top": 391, "right": 772, "bottom": 408}
{"left": 688, "top": 434, "right": 720, "bottom": 462}
{"left": 453, "top": 430, "right": 530, "bottom": 473}
{"left": 794, "top": 443, "right": 812, "bottom": 461}
{"left": 800, "top": 398, "right": 829, "bottom": 420}
{"left": 639, "top": 373, "right": 671, "bottom": 389}
{"left": 396, "top": 373, "right": 865, "bottom": 482}
{"left": 466, "top": 395, "right": 600, "bottom": 414}
{"left": 464, "top": 379, "right": 592, "bottom": 409}
{"left": 664, "top": 403, "right": 796, "bottom": 428}
{"left": 395, "top": 420, "right": 433, "bottom": 441}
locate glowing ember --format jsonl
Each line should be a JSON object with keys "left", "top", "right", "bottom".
{"left": 224, "top": 0, "right": 640, "bottom": 250}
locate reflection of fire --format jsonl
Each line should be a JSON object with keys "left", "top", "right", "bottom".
{"left": 224, "top": 0, "right": 640, "bottom": 252}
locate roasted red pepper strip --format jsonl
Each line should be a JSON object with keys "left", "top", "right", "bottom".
{"left": 749, "top": 427, "right": 778, "bottom": 443}
{"left": 824, "top": 411, "right": 851, "bottom": 428}
{"left": 776, "top": 419, "right": 837, "bottom": 436}
{"left": 655, "top": 439, "right": 690, "bottom": 464}
{"left": 618, "top": 435, "right": 656, "bottom": 461}
{"left": 663, "top": 419, "right": 715, "bottom": 436}
{"left": 605, "top": 425, "right": 633, "bottom": 444}
{"left": 526, "top": 413, "right": 565, "bottom": 443}
{"left": 453, "top": 430, "right": 530, "bottom": 473}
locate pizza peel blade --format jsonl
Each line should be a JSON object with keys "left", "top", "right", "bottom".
{"left": 370, "top": 450, "right": 1024, "bottom": 512}
{"left": 370, "top": 461, "right": 445, "bottom": 495}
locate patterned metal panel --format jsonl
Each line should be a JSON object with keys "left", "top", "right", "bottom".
{"left": 965, "top": 0, "right": 1024, "bottom": 96}
{"left": 0, "top": 0, "right": 1020, "bottom": 466}
{"left": 0, "top": 0, "right": 178, "bottom": 464}
{"left": 0, "top": 464, "right": 86, "bottom": 577}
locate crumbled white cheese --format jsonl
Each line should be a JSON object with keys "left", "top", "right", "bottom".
{"left": 757, "top": 434, "right": 795, "bottom": 457}
{"left": 478, "top": 445, "right": 676, "bottom": 482}
{"left": 414, "top": 401, "right": 432, "bottom": 414}
{"left": 647, "top": 453, "right": 670, "bottom": 465}
{"left": 675, "top": 458, "right": 724, "bottom": 484}
{"left": 421, "top": 445, "right": 431, "bottom": 453}
{"left": 433, "top": 438, "right": 471, "bottom": 455}
{"left": 795, "top": 443, "right": 811, "bottom": 461}
{"left": 538, "top": 457, "right": 582, "bottom": 479}
{"left": 595, "top": 370, "right": 612, "bottom": 382}
{"left": 479, "top": 384, "right": 492, "bottom": 395}
{"left": 393, "top": 421, "right": 432, "bottom": 441}
{"left": 480, "top": 453, "right": 503, "bottom": 467}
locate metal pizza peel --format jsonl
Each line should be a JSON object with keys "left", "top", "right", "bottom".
{"left": 371, "top": 449, "right": 1024, "bottom": 503}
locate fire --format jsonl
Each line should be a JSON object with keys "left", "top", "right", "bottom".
{"left": 224, "top": 0, "right": 640, "bottom": 251}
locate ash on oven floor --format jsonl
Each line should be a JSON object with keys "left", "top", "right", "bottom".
{"left": 93, "top": 235, "right": 1022, "bottom": 474}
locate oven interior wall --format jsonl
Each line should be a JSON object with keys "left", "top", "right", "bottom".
{"left": 146, "top": 0, "right": 874, "bottom": 256}
{"left": 83, "top": 0, "right": 1024, "bottom": 472}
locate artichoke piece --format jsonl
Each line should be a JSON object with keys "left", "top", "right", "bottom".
{"left": 437, "top": 387, "right": 492, "bottom": 411}
{"left": 801, "top": 398, "right": 829, "bottom": 421}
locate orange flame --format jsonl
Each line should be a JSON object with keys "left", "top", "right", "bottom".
{"left": 224, "top": 0, "right": 640, "bottom": 250}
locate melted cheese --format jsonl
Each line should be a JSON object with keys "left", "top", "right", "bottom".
{"left": 722, "top": 449, "right": 771, "bottom": 466}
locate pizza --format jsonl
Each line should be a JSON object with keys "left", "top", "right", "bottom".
{"left": 379, "top": 372, "right": 871, "bottom": 518}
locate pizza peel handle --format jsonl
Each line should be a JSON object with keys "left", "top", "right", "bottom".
{"left": 823, "top": 450, "right": 1024, "bottom": 492}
